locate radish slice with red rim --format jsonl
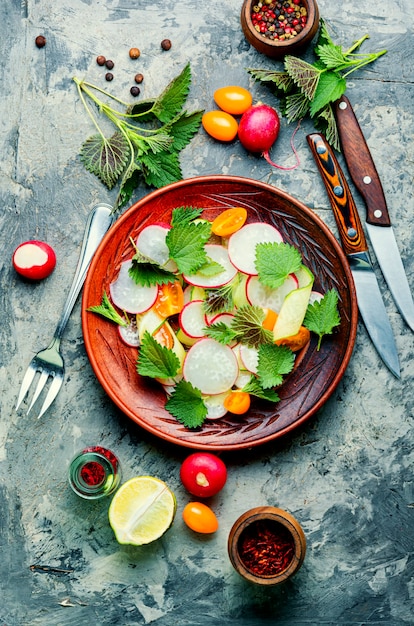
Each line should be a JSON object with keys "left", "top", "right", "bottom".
{"left": 203, "top": 392, "right": 230, "bottom": 420}
{"left": 110, "top": 260, "right": 158, "bottom": 314}
{"left": 183, "top": 244, "right": 237, "bottom": 288}
{"left": 136, "top": 224, "right": 170, "bottom": 266}
{"left": 246, "top": 273, "right": 298, "bottom": 312}
{"left": 239, "top": 344, "right": 259, "bottom": 375}
{"left": 179, "top": 300, "right": 208, "bottom": 339}
{"left": 227, "top": 222, "right": 283, "bottom": 275}
{"left": 118, "top": 318, "right": 140, "bottom": 347}
{"left": 183, "top": 338, "right": 239, "bottom": 395}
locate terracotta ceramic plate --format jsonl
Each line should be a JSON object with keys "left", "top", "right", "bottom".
{"left": 82, "top": 176, "right": 357, "bottom": 450}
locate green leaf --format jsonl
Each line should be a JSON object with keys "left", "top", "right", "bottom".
{"left": 129, "top": 256, "right": 177, "bottom": 287}
{"left": 203, "top": 282, "right": 234, "bottom": 315}
{"left": 257, "top": 343, "right": 295, "bottom": 389}
{"left": 87, "top": 291, "right": 127, "bottom": 326}
{"left": 165, "top": 380, "right": 207, "bottom": 428}
{"left": 284, "top": 91, "right": 311, "bottom": 122}
{"left": 303, "top": 289, "right": 341, "bottom": 349}
{"left": 116, "top": 160, "right": 142, "bottom": 210}
{"left": 197, "top": 259, "right": 224, "bottom": 277}
{"left": 166, "top": 220, "right": 211, "bottom": 275}
{"left": 129, "top": 131, "right": 174, "bottom": 155}
{"left": 231, "top": 305, "right": 274, "bottom": 349}
{"left": 247, "top": 68, "right": 294, "bottom": 92}
{"left": 167, "top": 109, "right": 204, "bottom": 151}
{"left": 151, "top": 63, "right": 192, "bottom": 123}
{"left": 309, "top": 71, "right": 347, "bottom": 117}
{"left": 315, "top": 43, "right": 348, "bottom": 69}
{"left": 171, "top": 206, "right": 203, "bottom": 226}
{"left": 315, "top": 18, "right": 335, "bottom": 50}
{"left": 242, "top": 376, "right": 280, "bottom": 402}
{"left": 284, "top": 56, "right": 322, "bottom": 100}
{"left": 80, "top": 131, "right": 129, "bottom": 189}
{"left": 140, "top": 149, "right": 183, "bottom": 188}
{"left": 255, "top": 242, "right": 302, "bottom": 289}
{"left": 125, "top": 98, "right": 157, "bottom": 121}
{"left": 204, "top": 322, "right": 238, "bottom": 345}
{"left": 136, "top": 331, "right": 180, "bottom": 379}
{"left": 315, "top": 104, "right": 341, "bottom": 152}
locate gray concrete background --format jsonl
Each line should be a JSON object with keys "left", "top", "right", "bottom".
{"left": 1, "top": 0, "right": 413, "bottom": 624}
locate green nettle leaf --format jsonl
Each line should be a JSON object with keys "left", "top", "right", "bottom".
{"left": 167, "top": 110, "right": 205, "bottom": 151}
{"left": 247, "top": 68, "right": 294, "bottom": 92}
{"left": 257, "top": 343, "right": 295, "bottom": 389}
{"left": 284, "top": 91, "right": 311, "bottom": 122}
{"left": 204, "top": 322, "right": 238, "bottom": 345}
{"left": 284, "top": 56, "right": 322, "bottom": 100}
{"left": 231, "top": 305, "right": 274, "bottom": 349}
{"left": 166, "top": 221, "right": 211, "bottom": 275}
{"left": 80, "top": 132, "right": 130, "bottom": 189}
{"left": 315, "top": 104, "right": 340, "bottom": 152}
{"left": 165, "top": 380, "right": 207, "bottom": 428}
{"left": 242, "top": 376, "right": 280, "bottom": 402}
{"left": 129, "top": 257, "right": 176, "bottom": 287}
{"left": 87, "top": 291, "right": 127, "bottom": 326}
{"left": 136, "top": 331, "right": 180, "bottom": 379}
{"left": 140, "top": 150, "right": 183, "bottom": 189}
{"left": 303, "top": 288, "right": 341, "bottom": 349}
{"left": 151, "top": 62, "right": 192, "bottom": 123}
{"left": 203, "top": 282, "right": 234, "bottom": 315}
{"left": 309, "top": 71, "right": 347, "bottom": 117}
{"left": 255, "top": 242, "right": 302, "bottom": 289}
{"left": 171, "top": 206, "right": 203, "bottom": 226}
{"left": 315, "top": 43, "right": 348, "bottom": 69}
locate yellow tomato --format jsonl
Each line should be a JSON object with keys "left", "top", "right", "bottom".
{"left": 214, "top": 86, "right": 253, "bottom": 116}
{"left": 202, "top": 111, "right": 238, "bottom": 142}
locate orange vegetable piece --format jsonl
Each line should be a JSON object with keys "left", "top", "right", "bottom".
{"left": 182, "top": 502, "right": 219, "bottom": 534}
{"left": 223, "top": 390, "right": 251, "bottom": 415}
{"left": 262, "top": 308, "right": 278, "bottom": 331}
{"left": 153, "top": 281, "right": 184, "bottom": 318}
{"left": 211, "top": 207, "right": 248, "bottom": 237}
{"left": 202, "top": 111, "right": 238, "bottom": 142}
{"left": 274, "top": 326, "right": 311, "bottom": 352}
{"left": 153, "top": 323, "right": 175, "bottom": 349}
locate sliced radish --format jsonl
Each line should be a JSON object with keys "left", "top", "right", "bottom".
{"left": 239, "top": 344, "right": 259, "bottom": 375}
{"left": 203, "top": 392, "right": 231, "bottom": 420}
{"left": 227, "top": 222, "right": 283, "bottom": 275}
{"left": 179, "top": 300, "right": 208, "bottom": 339}
{"left": 207, "top": 312, "right": 238, "bottom": 347}
{"left": 136, "top": 224, "right": 170, "bottom": 266}
{"left": 246, "top": 273, "right": 298, "bottom": 312}
{"left": 234, "top": 369, "right": 253, "bottom": 390}
{"left": 110, "top": 260, "right": 158, "bottom": 313}
{"left": 183, "top": 338, "right": 239, "bottom": 395}
{"left": 309, "top": 290, "right": 324, "bottom": 305}
{"left": 118, "top": 318, "right": 140, "bottom": 347}
{"left": 183, "top": 244, "right": 238, "bottom": 288}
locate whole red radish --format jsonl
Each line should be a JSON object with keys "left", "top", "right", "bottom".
{"left": 238, "top": 103, "right": 300, "bottom": 170}
{"left": 12, "top": 240, "right": 56, "bottom": 280}
{"left": 180, "top": 452, "right": 227, "bottom": 498}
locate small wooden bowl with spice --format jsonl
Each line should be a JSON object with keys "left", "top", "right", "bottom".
{"left": 241, "top": 0, "right": 320, "bottom": 59}
{"left": 228, "top": 506, "right": 306, "bottom": 585}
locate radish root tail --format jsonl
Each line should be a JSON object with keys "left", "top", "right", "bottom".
{"left": 263, "top": 120, "right": 302, "bottom": 171}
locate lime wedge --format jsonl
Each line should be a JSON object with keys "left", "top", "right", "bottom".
{"left": 273, "top": 265, "right": 314, "bottom": 340}
{"left": 108, "top": 476, "right": 176, "bottom": 545}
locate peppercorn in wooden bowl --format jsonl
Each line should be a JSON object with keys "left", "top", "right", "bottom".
{"left": 228, "top": 506, "right": 307, "bottom": 585}
{"left": 241, "top": 0, "right": 320, "bottom": 59}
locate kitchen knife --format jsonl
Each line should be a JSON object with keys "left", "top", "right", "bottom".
{"left": 307, "top": 132, "right": 400, "bottom": 378}
{"left": 334, "top": 95, "right": 414, "bottom": 332}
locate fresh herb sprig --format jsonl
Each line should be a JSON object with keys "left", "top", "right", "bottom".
{"left": 303, "top": 289, "right": 341, "bottom": 349}
{"left": 73, "top": 63, "right": 203, "bottom": 210}
{"left": 247, "top": 20, "right": 387, "bottom": 150}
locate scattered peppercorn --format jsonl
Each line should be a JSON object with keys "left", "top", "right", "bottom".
{"left": 105, "top": 59, "right": 115, "bottom": 69}
{"left": 130, "top": 86, "right": 141, "bottom": 97}
{"left": 161, "top": 39, "right": 172, "bottom": 51}
{"left": 250, "top": 0, "right": 308, "bottom": 41}
{"left": 35, "top": 35, "right": 46, "bottom": 48}
{"left": 105, "top": 72, "right": 114, "bottom": 81}
{"left": 96, "top": 55, "right": 106, "bottom": 66}
{"left": 134, "top": 73, "right": 144, "bottom": 84}
{"left": 129, "top": 47, "right": 141, "bottom": 59}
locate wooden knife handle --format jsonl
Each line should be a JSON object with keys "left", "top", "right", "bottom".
{"left": 307, "top": 132, "right": 368, "bottom": 256}
{"left": 334, "top": 95, "right": 391, "bottom": 227}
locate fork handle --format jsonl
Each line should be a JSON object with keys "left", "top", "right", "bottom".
{"left": 54, "top": 203, "right": 114, "bottom": 338}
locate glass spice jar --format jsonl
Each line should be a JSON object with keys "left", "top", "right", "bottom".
{"left": 228, "top": 506, "right": 306, "bottom": 585}
{"left": 68, "top": 446, "right": 121, "bottom": 500}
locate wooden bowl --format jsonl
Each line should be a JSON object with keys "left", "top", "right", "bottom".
{"left": 82, "top": 175, "right": 357, "bottom": 451}
{"left": 241, "top": 0, "right": 320, "bottom": 59}
{"left": 228, "top": 506, "right": 306, "bottom": 585}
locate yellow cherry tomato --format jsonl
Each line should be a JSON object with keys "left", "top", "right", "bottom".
{"left": 223, "top": 391, "right": 251, "bottom": 415}
{"left": 182, "top": 502, "right": 219, "bottom": 534}
{"left": 275, "top": 326, "right": 311, "bottom": 352}
{"left": 153, "top": 281, "right": 184, "bottom": 318}
{"left": 214, "top": 86, "right": 253, "bottom": 116}
{"left": 211, "top": 207, "right": 248, "bottom": 237}
{"left": 202, "top": 111, "right": 238, "bottom": 142}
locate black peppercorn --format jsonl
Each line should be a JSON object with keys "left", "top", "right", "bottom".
{"left": 105, "top": 59, "right": 114, "bottom": 69}
{"left": 35, "top": 35, "right": 46, "bottom": 48}
{"left": 161, "top": 39, "right": 172, "bottom": 51}
{"left": 134, "top": 73, "right": 144, "bottom": 84}
{"left": 130, "top": 86, "right": 141, "bottom": 97}
{"left": 96, "top": 55, "right": 106, "bottom": 66}
{"left": 105, "top": 72, "right": 114, "bottom": 81}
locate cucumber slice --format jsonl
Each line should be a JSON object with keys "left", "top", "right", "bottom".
{"left": 273, "top": 265, "right": 314, "bottom": 340}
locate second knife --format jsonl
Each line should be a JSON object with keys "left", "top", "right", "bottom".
{"left": 307, "top": 132, "right": 400, "bottom": 378}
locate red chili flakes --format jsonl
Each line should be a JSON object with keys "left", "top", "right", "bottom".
{"left": 238, "top": 520, "right": 295, "bottom": 576}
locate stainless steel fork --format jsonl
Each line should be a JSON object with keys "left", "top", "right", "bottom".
{"left": 15, "top": 203, "right": 114, "bottom": 419}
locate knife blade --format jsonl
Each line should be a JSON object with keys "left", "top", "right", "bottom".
{"left": 307, "top": 132, "right": 400, "bottom": 378}
{"left": 334, "top": 95, "right": 414, "bottom": 331}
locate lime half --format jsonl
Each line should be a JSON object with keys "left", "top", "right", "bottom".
{"left": 109, "top": 476, "right": 176, "bottom": 545}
